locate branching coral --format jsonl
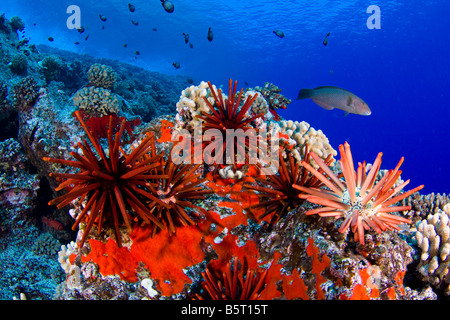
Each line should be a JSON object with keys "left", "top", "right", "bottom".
{"left": 295, "top": 142, "right": 424, "bottom": 244}
{"left": 194, "top": 257, "right": 269, "bottom": 300}
{"left": 43, "top": 111, "right": 166, "bottom": 247}
{"left": 245, "top": 147, "right": 333, "bottom": 224}
{"left": 196, "top": 79, "right": 263, "bottom": 166}
{"left": 415, "top": 204, "right": 450, "bottom": 294}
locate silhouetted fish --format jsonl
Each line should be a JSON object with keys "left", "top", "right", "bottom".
{"left": 48, "top": 37, "right": 54, "bottom": 42}
{"left": 207, "top": 27, "right": 213, "bottom": 42}
{"left": 187, "top": 78, "right": 194, "bottom": 84}
{"left": 123, "top": 43, "right": 128, "bottom": 48}
{"left": 135, "top": 50, "right": 140, "bottom": 55}
{"left": 131, "top": 20, "right": 139, "bottom": 26}
{"left": 297, "top": 86, "right": 371, "bottom": 116}
{"left": 183, "top": 33, "right": 189, "bottom": 44}
{"left": 161, "top": 0, "right": 174, "bottom": 13}
{"left": 77, "top": 26, "right": 85, "bottom": 34}
{"left": 99, "top": 14, "right": 107, "bottom": 22}
{"left": 273, "top": 30, "right": 284, "bottom": 38}
{"left": 172, "top": 62, "right": 180, "bottom": 69}
{"left": 85, "top": 35, "right": 89, "bottom": 41}
{"left": 189, "top": 42, "right": 194, "bottom": 49}
{"left": 323, "top": 32, "right": 330, "bottom": 46}
{"left": 152, "top": 28, "right": 158, "bottom": 31}
{"left": 128, "top": 3, "right": 135, "bottom": 12}
{"left": 74, "top": 41, "right": 80, "bottom": 45}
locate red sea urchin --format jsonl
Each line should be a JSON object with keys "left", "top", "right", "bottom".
{"left": 43, "top": 111, "right": 165, "bottom": 247}
{"left": 245, "top": 147, "right": 333, "bottom": 225}
{"left": 294, "top": 141, "right": 424, "bottom": 245}
{"left": 194, "top": 257, "right": 269, "bottom": 300}
{"left": 196, "top": 79, "right": 264, "bottom": 166}
{"left": 143, "top": 145, "right": 213, "bottom": 236}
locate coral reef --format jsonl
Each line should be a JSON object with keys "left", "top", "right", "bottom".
{"left": 0, "top": 13, "right": 445, "bottom": 301}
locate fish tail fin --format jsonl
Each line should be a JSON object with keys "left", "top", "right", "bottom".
{"left": 297, "top": 89, "right": 314, "bottom": 100}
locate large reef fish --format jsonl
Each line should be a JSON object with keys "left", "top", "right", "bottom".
{"left": 297, "top": 86, "right": 371, "bottom": 116}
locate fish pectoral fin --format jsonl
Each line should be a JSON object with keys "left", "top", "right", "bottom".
{"left": 346, "top": 94, "right": 353, "bottom": 107}
{"left": 312, "top": 99, "right": 334, "bottom": 110}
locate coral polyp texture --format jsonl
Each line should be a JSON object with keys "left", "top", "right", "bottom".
{"left": 196, "top": 79, "right": 263, "bottom": 165}
{"left": 245, "top": 147, "right": 333, "bottom": 224}
{"left": 43, "top": 110, "right": 165, "bottom": 247}
{"left": 296, "top": 142, "right": 424, "bottom": 244}
{"left": 194, "top": 257, "right": 269, "bottom": 300}
{"left": 87, "top": 63, "right": 117, "bottom": 90}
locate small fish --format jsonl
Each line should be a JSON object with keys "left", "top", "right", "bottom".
{"left": 297, "top": 86, "right": 371, "bottom": 116}
{"left": 128, "top": 3, "right": 135, "bottom": 12}
{"left": 152, "top": 27, "right": 158, "bottom": 31}
{"left": 77, "top": 26, "right": 85, "bottom": 34}
{"left": 323, "top": 32, "right": 330, "bottom": 46}
{"left": 189, "top": 42, "right": 194, "bottom": 49}
{"left": 102, "top": 25, "right": 105, "bottom": 30}
{"left": 273, "top": 30, "right": 284, "bottom": 38}
{"left": 207, "top": 27, "right": 213, "bottom": 42}
{"left": 135, "top": 50, "right": 140, "bottom": 55}
{"left": 85, "top": 34, "right": 89, "bottom": 41}
{"left": 123, "top": 43, "right": 128, "bottom": 48}
{"left": 172, "top": 62, "right": 180, "bottom": 69}
{"left": 74, "top": 41, "right": 80, "bottom": 45}
{"left": 161, "top": 0, "right": 174, "bottom": 13}
{"left": 182, "top": 33, "right": 189, "bottom": 44}
{"left": 99, "top": 14, "right": 107, "bottom": 22}
{"left": 187, "top": 78, "right": 194, "bottom": 84}
{"left": 131, "top": 19, "right": 139, "bottom": 26}
{"left": 48, "top": 36, "right": 54, "bottom": 42}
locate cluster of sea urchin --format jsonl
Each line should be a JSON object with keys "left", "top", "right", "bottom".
{"left": 245, "top": 146, "right": 333, "bottom": 225}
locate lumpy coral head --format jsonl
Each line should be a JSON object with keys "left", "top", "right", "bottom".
{"left": 295, "top": 142, "right": 424, "bottom": 244}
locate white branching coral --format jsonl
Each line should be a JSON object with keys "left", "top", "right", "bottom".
{"left": 268, "top": 119, "right": 337, "bottom": 167}
{"left": 175, "top": 81, "right": 220, "bottom": 130}
{"left": 415, "top": 204, "right": 450, "bottom": 294}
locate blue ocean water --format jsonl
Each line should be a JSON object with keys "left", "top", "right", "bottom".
{"left": 2, "top": 0, "right": 449, "bottom": 195}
